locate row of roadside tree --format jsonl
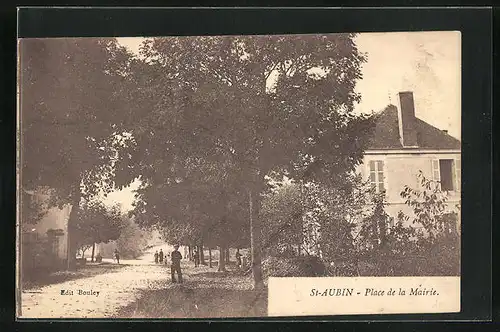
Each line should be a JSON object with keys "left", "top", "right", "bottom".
{"left": 20, "top": 35, "right": 459, "bottom": 287}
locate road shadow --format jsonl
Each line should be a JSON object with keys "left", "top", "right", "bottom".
{"left": 22, "top": 263, "right": 128, "bottom": 290}
{"left": 193, "top": 270, "right": 242, "bottom": 279}
{"left": 117, "top": 286, "right": 268, "bottom": 318}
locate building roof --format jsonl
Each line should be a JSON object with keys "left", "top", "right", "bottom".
{"left": 366, "top": 105, "right": 461, "bottom": 150}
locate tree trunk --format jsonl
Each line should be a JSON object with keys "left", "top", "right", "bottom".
{"left": 66, "top": 189, "right": 81, "bottom": 270}
{"left": 225, "top": 247, "right": 230, "bottom": 264}
{"left": 208, "top": 247, "right": 212, "bottom": 268}
{"left": 91, "top": 243, "right": 95, "bottom": 262}
{"left": 200, "top": 244, "right": 206, "bottom": 265}
{"left": 188, "top": 246, "right": 193, "bottom": 261}
{"left": 249, "top": 190, "right": 264, "bottom": 289}
{"left": 218, "top": 245, "right": 226, "bottom": 272}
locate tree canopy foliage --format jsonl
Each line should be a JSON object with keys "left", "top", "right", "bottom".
{"left": 20, "top": 38, "right": 137, "bottom": 267}
{"left": 20, "top": 38, "right": 135, "bottom": 201}
{"left": 19, "top": 35, "right": 460, "bottom": 279}
{"left": 74, "top": 200, "right": 124, "bottom": 251}
{"left": 114, "top": 34, "right": 374, "bottom": 286}
{"left": 115, "top": 217, "right": 153, "bottom": 259}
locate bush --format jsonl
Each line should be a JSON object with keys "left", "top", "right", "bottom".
{"left": 262, "top": 255, "right": 327, "bottom": 278}
{"left": 353, "top": 172, "right": 460, "bottom": 277}
{"left": 22, "top": 236, "right": 58, "bottom": 274}
{"left": 327, "top": 259, "right": 359, "bottom": 277}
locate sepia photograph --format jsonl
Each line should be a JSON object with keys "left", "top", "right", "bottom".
{"left": 17, "top": 31, "right": 461, "bottom": 319}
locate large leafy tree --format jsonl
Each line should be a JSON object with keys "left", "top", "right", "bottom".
{"left": 261, "top": 173, "right": 372, "bottom": 262}
{"left": 260, "top": 181, "right": 303, "bottom": 256}
{"left": 115, "top": 217, "right": 153, "bottom": 259}
{"left": 132, "top": 156, "right": 249, "bottom": 271}
{"left": 19, "top": 38, "right": 135, "bottom": 268}
{"left": 74, "top": 200, "right": 124, "bottom": 262}
{"left": 119, "top": 34, "right": 372, "bottom": 288}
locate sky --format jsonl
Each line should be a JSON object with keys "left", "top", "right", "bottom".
{"left": 116, "top": 31, "right": 461, "bottom": 138}
{"left": 353, "top": 31, "right": 461, "bottom": 140}
{"left": 108, "top": 31, "right": 461, "bottom": 210}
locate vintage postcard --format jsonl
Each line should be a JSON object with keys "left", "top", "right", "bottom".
{"left": 17, "top": 31, "right": 461, "bottom": 319}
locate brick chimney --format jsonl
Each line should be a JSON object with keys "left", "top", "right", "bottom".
{"left": 397, "top": 91, "right": 418, "bottom": 147}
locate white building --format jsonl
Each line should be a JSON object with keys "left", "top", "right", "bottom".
{"left": 21, "top": 190, "right": 71, "bottom": 270}
{"left": 302, "top": 91, "right": 461, "bottom": 257}
{"left": 357, "top": 91, "right": 461, "bottom": 226}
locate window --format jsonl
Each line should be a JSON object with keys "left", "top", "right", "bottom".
{"left": 369, "top": 160, "right": 385, "bottom": 193}
{"left": 432, "top": 159, "right": 459, "bottom": 191}
{"left": 439, "top": 160, "right": 454, "bottom": 191}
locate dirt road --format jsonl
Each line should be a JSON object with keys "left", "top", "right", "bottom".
{"left": 20, "top": 245, "right": 177, "bottom": 318}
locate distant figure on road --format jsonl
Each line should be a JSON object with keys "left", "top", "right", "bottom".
{"left": 159, "top": 249, "right": 164, "bottom": 264}
{"left": 171, "top": 244, "right": 183, "bottom": 283}
{"left": 235, "top": 249, "right": 242, "bottom": 269}
{"left": 154, "top": 251, "right": 159, "bottom": 264}
{"left": 193, "top": 248, "right": 199, "bottom": 267}
{"left": 114, "top": 249, "right": 120, "bottom": 264}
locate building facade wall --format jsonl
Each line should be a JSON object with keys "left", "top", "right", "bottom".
{"left": 21, "top": 202, "right": 72, "bottom": 272}
{"left": 356, "top": 150, "right": 461, "bottom": 228}
{"left": 31, "top": 205, "right": 71, "bottom": 259}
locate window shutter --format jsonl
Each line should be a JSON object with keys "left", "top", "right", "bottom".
{"left": 369, "top": 160, "right": 375, "bottom": 172}
{"left": 455, "top": 158, "right": 461, "bottom": 191}
{"left": 432, "top": 159, "right": 441, "bottom": 190}
{"left": 369, "top": 161, "right": 376, "bottom": 187}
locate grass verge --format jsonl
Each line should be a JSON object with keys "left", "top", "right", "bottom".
{"left": 117, "top": 264, "right": 268, "bottom": 318}
{"left": 117, "top": 286, "right": 267, "bottom": 318}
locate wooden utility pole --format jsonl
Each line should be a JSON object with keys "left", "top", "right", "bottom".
{"left": 249, "top": 189, "right": 263, "bottom": 289}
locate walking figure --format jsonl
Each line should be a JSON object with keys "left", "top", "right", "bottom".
{"left": 154, "top": 250, "right": 159, "bottom": 264}
{"left": 114, "top": 249, "right": 120, "bottom": 264}
{"left": 193, "top": 247, "right": 199, "bottom": 267}
{"left": 235, "top": 249, "right": 242, "bottom": 269}
{"left": 159, "top": 249, "right": 164, "bottom": 264}
{"left": 171, "top": 244, "right": 183, "bottom": 283}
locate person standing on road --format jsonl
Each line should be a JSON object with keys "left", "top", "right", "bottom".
{"left": 154, "top": 250, "right": 159, "bottom": 264}
{"left": 114, "top": 249, "right": 120, "bottom": 264}
{"left": 171, "top": 244, "right": 183, "bottom": 283}
{"left": 235, "top": 249, "right": 242, "bottom": 269}
{"left": 159, "top": 249, "right": 164, "bottom": 264}
{"left": 193, "top": 247, "right": 199, "bottom": 267}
